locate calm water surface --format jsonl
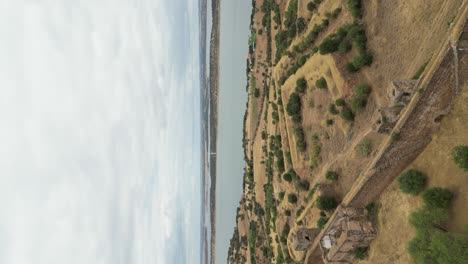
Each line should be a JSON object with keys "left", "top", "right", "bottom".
{"left": 216, "top": 0, "right": 251, "bottom": 263}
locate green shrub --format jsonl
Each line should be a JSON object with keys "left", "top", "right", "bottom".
{"left": 316, "top": 195, "right": 338, "bottom": 211}
{"left": 285, "top": 209, "right": 291, "bottom": 216}
{"left": 320, "top": 211, "right": 326, "bottom": 217}
{"left": 297, "top": 140, "right": 307, "bottom": 152}
{"left": 355, "top": 83, "right": 371, "bottom": 97}
{"left": 288, "top": 193, "right": 298, "bottom": 204}
{"left": 278, "top": 191, "right": 285, "bottom": 200}
{"left": 326, "top": 119, "right": 334, "bottom": 126}
{"left": 422, "top": 188, "right": 453, "bottom": 209}
{"left": 315, "top": 77, "right": 327, "bottom": 89}
{"left": 357, "top": 138, "right": 372, "bottom": 157}
{"left": 352, "top": 53, "right": 373, "bottom": 68}
{"left": 332, "top": 7, "right": 342, "bottom": 18}
{"left": 350, "top": 97, "right": 367, "bottom": 112}
{"left": 353, "top": 247, "right": 367, "bottom": 260}
{"left": 328, "top": 104, "right": 339, "bottom": 115}
{"left": 335, "top": 98, "right": 346, "bottom": 107}
{"left": 297, "top": 180, "right": 310, "bottom": 191}
{"left": 338, "top": 40, "right": 352, "bottom": 53}
{"left": 254, "top": 88, "right": 260, "bottom": 97}
{"left": 325, "top": 170, "right": 338, "bottom": 181}
{"left": 296, "top": 18, "right": 307, "bottom": 34}
{"left": 317, "top": 217, "right": 329, "bottom": 229}
{"left": 296, "top": 77, "right": 307, "bottom": 93}
{"left": 291, "top": 114, "right": 301, "bottom": 124}
{"left": 319, "top": 37, "right": 340, "bottom": 54}
{"left": 452, "top": 145, "right": 468, "bottom": 171}
{"left": 346, "top": 62, "right": 359, "bottom": 73}
{"left": 366, "top": 202, "right": 379, "bottom": 218}
{"left": 286, "top": 92, "right": 301, "bottom": 116}
{"left": 409, "top": 207, "right": 448, "bottom": 230}
{"left": 340, "top": 107, "right": 354, "bottom": 121}
{"left": 391, "top": 132, "right": 400, "bottom": 142}
{"left": 279, "top": 76, "right": 287, "bottom": 85}
{"left": 314, "top": 0, "right": 322, "bottom": 4}
{"left": 283, "top": 172, "right": 292, "bottom": 182}
{"left": 307, "top": 2, "right": 316, "bottom": 12}
{"left": 398, "top": 169, "right": 427, "bottom": 195}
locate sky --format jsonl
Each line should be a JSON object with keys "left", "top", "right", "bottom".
{"left": 0, "top": 1, "right": 201, "bottom": 264}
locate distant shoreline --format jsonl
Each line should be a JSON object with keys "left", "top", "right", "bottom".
{"left": 208, "top": 0, "right": 220, "bottom": 263}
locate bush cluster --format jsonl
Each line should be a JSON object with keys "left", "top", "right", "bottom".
{"left": 452, "top": 145, "right": 468, "bottom": 171}
{"left": 350, "top": 83, "right": 371, "bottom": 112}
{"left": 295, "top": 127, "right": 307, "bottom": 152}
{"left": 316, "top": 195, "right": 338, "bottom": 211}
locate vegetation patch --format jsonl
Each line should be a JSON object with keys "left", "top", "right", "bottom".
{"left": 452, "top": 145, "right": 468, "bottom": 171}
{"left": 353, "top": 247, "right": 368, "bottom": 260}
{"left": 356, "top": 138, "right": 372, "bottom": 157}
{"left": 316, "top": 195, "right": 338, "bottom": 211}
{"left": 422, "top": 188, "right": 453, "bottom": 209}
{"left": 317, "top": 217, "right": 329, "bottom": 229}
{"left": 325, "top": 170, "right": 338, "bottom": 181}
{"left": 398, "top": 169, "right": 427, "bottom": 195}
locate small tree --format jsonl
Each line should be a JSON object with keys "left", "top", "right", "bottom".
{"left": 296, "top": 77, "right": 307, "bottom": 93}
{"left": 286, "top": 92, "right": 301, "bottom": 116}
{"left": 254, "top": 88, "right": 260, "bottom": 97}
{"left": 346, "top": 62, "right": 359, "bottom": 73}
{"left": 335, "top": 98, "right": 346, "bottom": 107}
{"left": 340, "top": 107, "right": 354, "bottom": 121}
{"left": 315, "top": 77, "right": 327, "bottom": 89}
{"left": 288, "top": 193, "right": 298, "bottom": 204}
{"left": 307, "top": 2, "right": 316, "bottom": 12}
{"left": 350, "top": 97, "right": 367, "bottom": 112}
{"left": 283, "top": 172, "right": 293, "bottom": 182}
{"left": 317, "top": 217, "right": 329, "bottom": 229}
{"left": 278, "top": 191, "right": 285, "bottom": 200}
{"left": 452, "top": 145, "right": 468, "bottom": 171}
{"left": 319, "top": 37, "right": 340, "bottom": 54}
{"left": 285, "top": 210, "right": 291, "bottom": 216}
{"left": 398, "top": 169, "right": 427, "bottom": 195}
{"left": 325, "top": 170, "right": 338, "bottom": 181}
{"left": 409, "top": 207, "right": 449, "bottom": 231}
{"left": 355, "top": 83, "right": 371, "bottom": 97}
{"left": 422, "top": 188, "right": 453, "bottom": 209}
{"left": 316, "top": 195, "right": 337, "bottom": 211}
{"left": 328, "top": 104, "right": 339, "bottom": 115}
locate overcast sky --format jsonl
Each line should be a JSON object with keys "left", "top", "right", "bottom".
{"left": 0, "top": 1, "right": 201, "bottom": 263}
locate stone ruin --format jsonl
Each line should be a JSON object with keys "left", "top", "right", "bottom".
{"left": 319, "top": 206, "right": 377, "bottom": 264}
{"left": 291, "top": 228, "right": 321, "bottom": 251}
{"left": 373, "top": 79, "right": 417, "bottom": 134}
{"left": 389, "top": 80, "right": 417, "bottom": 105}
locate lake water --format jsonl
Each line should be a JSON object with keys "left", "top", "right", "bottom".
{"left": 216, "top": 0, "right": 251, "bottom": 263}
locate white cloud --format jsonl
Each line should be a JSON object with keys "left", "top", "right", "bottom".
{"left": 0, "top": 0, "right": 201, "bottom": 263}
